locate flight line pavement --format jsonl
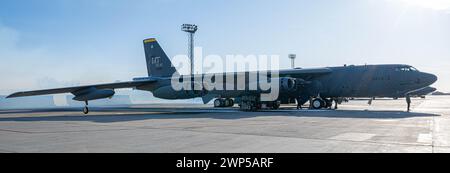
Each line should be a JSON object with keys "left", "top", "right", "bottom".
{"left": 1, "top": 96, "right": 450, "bottom": 153}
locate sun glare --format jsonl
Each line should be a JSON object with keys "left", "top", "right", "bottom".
{"left": 396, "top": 0, "right": 450, "bottom": 11}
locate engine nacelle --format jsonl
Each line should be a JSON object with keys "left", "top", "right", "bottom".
{"left": 280, "top": 77, "right": 297, "bottom": 92}
{"left": 73, "top": 88, "right": 115, "bottom": 101}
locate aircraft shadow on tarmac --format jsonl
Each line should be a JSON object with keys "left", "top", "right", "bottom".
{"left": 0, "top": 107, "right": 440, "bottom": 123}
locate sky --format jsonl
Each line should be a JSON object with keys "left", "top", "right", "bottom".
{"left": 1, "top": 0, "right": 450, "bottom": 94}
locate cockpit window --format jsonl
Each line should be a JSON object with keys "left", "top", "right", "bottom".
{"left": 395, "top": 66, "right": 419, "bottom": 72}
{"left": 410, "top": 67, "right": 419, "bottom": 71}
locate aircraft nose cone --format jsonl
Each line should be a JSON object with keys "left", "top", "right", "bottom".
{"left": 431, "top": 74, "right": 438, "bottom": 83}
{"left": 424, "top": 73, "right": 438, "bottom": 85}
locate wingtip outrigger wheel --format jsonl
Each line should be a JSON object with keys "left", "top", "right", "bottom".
{"left": 83, "top": 107, "right": 89, "bottom": 115}
{"left": 83, "top": 101, "right": 89, "bottom": 115}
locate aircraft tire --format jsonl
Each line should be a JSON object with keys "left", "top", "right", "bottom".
{"left": 214, "top": 99, "right": 223, "bottom": 107}
{"left": 240, "top": 101, "right": 259, "bottom": 111}
{"left": 272, "top": 101, "right": 281, "bottom": 110}
{"left": 312, "top": 98, "right": 324, "bottom": 109}
{"left": 83, "top": 107, "right": 89, "bottom": 115}
{"left": 224, "top": 99, "right": 234, "bottom": 107}
{"left": 324, "top": 99, "right": 333, "bottom": 108}
{"left": 226, "top": 99, "right": 234, "bottom": 107}
{"left": 240, "top": 102, "right": 251, "bottom": 111}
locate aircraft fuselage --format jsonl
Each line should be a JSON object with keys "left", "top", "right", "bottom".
{"left": 138, "top": 64, "right": 437, "bottom": 102}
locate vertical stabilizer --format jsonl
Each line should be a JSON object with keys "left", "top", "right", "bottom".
{"left": 143, "top": 38, "right": 178, "bottom": 77}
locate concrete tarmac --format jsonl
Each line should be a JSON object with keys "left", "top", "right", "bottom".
{"left": 1, "top": 96, "right": 450, "bottom": 153}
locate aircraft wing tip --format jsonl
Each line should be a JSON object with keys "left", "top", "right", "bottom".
{"left": 5, "top": 92, "right": 25, "bottom": 98}
{"left": 6, "top": 93, "right": 18, "bottom": 98}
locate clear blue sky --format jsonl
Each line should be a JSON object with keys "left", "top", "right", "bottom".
{"left": 1, "top": 0, "right": 450, "bottom": 93}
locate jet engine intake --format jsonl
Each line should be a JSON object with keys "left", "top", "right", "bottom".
{"left": 280, "top": 77, "right": 297, "bottom": 92}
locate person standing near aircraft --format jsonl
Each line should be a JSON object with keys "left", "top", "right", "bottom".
{"left": 406, "top": 95, "right": 411, "bottom": 112}
{"left": 296, "top": 98, "right": 302, "bottom": 110}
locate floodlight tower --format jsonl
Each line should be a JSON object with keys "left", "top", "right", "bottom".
{"left": 181, "top": 24, "right": 198, "bottom": 76}
{"left": 289, "top": 54, "right": 297, "bottom": 69}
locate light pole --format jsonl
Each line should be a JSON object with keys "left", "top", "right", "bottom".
{"left": 289, "top": 54, "right": 296, "bottom": 69}
{"left": 181, "top": 24, "right": 198, "bottom": 76}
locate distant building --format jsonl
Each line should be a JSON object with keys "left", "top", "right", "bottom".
{"left": 0, "top": 95, "right": 56, "bottom": 109}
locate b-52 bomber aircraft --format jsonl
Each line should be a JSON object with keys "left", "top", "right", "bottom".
{"left": 7, "top": 38, "right": 438, "bottom": 114}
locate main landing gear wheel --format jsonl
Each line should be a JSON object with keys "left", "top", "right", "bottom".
{"left": 214, "top": 99, "right": 223, "bottom": 107}
{"left": 240, "top": 102, "right": 258, "bottom": 111}
{"left": 214, "top": 98, "right": 234, "bottom": 108}
{"left": 272, "top": 101, "right": 281, "bottom": 110}
{"left": 224, "top": 99, "right": 234, "bottom": 107}
{"left": 311, "top": 98, "right": 324, "bottom": 109}
{"left": 324, "top": 99, "right": 333, "bottom": 109}
{"left": 333, "top": 99, "right": 339, "bottom": 110}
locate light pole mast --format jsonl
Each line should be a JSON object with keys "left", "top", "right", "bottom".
{"left": 181, "top": 24, "right": 198, "bottom": 76}
{"left": 289, "top": 54, "right": 297, "bottom": 69}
